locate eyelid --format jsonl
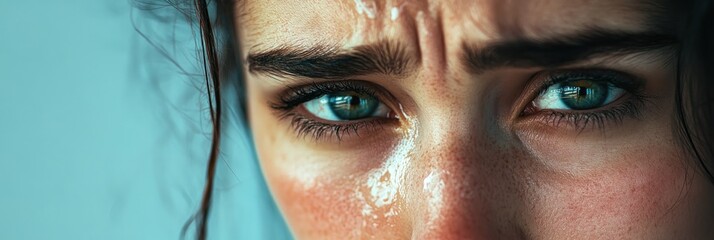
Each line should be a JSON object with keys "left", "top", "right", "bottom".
{"left": 302, "top": 93, "right": 392, "bottom": 121}
{"left": 537, "top": 69, "right": 645, "bottom": 96}
{"left": 513, "top": 68, "right": 645, "bottom": 117}
{"left": 511, "top": 68, "right": 648, "bottom": 131}
{"left": 269, "top": 80, "right": 402, "bottom": 141}
{"left": 270, "top": 80, "right": 386, "bottom": 111}
{"left": 279, "top": 111, "right": 394, "bottom": 141}
{"left": 522, "top": 96, "right": 647, "bottom": 131}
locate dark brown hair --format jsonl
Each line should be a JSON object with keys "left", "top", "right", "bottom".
{"left": 185, "top": 0, "right": 714, "bottom": 239}
{"left": 184, "top": 0, "right": 236, "bottom": 239}
{"left": 193, "top": 0, "right": 220, "bottom": 239}
{"left": 675, "top": 0, "right": 714, "bottom": 184}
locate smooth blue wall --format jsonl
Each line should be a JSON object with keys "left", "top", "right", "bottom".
{"left": 0, "top": 1, "right": 289, "bottom": 239}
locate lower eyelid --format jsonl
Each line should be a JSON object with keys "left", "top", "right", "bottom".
{"left": 269, "top": 80, "right": 406, "bottom": 140}
{"left": 282, "top": 111, "right": 398, "bottom": 141}
{"left": 519, "top": 93, "right": 646, "bottom": 131}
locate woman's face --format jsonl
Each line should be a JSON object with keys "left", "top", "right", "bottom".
{"left": 237, "top": 0, "right": 714, "bottom": 238}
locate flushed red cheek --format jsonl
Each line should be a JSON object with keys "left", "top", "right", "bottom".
{"left": 269, "top": 174, "right": 363, "bottom": 238}
{"left": 269, "top": 173, "right": 410, "bottom": 239}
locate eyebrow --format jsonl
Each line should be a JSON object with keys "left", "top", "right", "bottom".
{"left": 464, "top": 29, "right": 677, "bottom": 73}
{"left": 247, "top": 29, "right": 677, "bottom": 79}
{"left": 247, "top": 40, "right": 413, "bottom": 80}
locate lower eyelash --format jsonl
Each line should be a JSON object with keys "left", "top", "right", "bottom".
{"left": 270, "top": 81, "right": 395, "bottom": 140}
{"left": 529, "top": 95, "right": 649, "bottom": 132}
{"left": 280, "top": 112, "right": 386, "bottom": 140}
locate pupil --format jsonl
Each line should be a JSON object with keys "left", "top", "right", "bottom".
{"left": 559, "top": 80, "right": 608, "bottom": 110}
{"left": 349, "top": 95, "right": 361, "bottom": 106}
{"left": 578, "top": 87, "right": 588, "bottom": 98}
{"left": 328, "top": 92, "right": 378, "bottom": 120}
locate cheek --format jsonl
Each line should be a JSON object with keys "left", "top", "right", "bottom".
{"left": 268, "top": 172, "right": 363, "bottom": 238}
{"left": 251, "top": 120, "right": 408, "bottom": 239}
{"left": 530, "top": 147, "right": 690, "bottom": 237}
{"left": 246, "top": 76, "right": 410, "bottom": 238}
{"left": 259, "top": 148, "right": 410, "bottom": 239}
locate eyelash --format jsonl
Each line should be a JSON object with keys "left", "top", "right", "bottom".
{"left": 524, "top": 99, "right": 645, "bottom": 131}
{"left": 271, "top": 70, "right": 648, "bottom": 140}
{"left": 270, "top": 81, "right": 393, "bottom": 140}
{"left": 276, "top": 112, "right": 386, "bottom": 140}
{"left": 522, "top": 70, "right": 648, "bottom": 131}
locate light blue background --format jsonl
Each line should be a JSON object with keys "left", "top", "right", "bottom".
{"left": 0, "top": 1, "right": 289, "bottom": 239}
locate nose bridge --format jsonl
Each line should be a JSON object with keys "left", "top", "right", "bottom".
{"left": 399, "top": 8, "right": 517, "bottom": 232}
{"left": 415, "top": 89, "right": 486, "bottom": 174}
{"left": 418, "top": 109, "right": 480, "bottom": 179}
{"left": 400, "top": 89, "right": 529, "bottom": 238}
{"left": 405, "top": 108, "right": 493, "bottom": 238}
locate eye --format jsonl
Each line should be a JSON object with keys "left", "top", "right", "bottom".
{"left": 534, "top": 80, "right": 626, "bottom": 111}
{"left": 303, "top": 91, "right": 392, "bottom": 121}
{"left": 271, "top": 81, "right": 400, "bottom": 140}
{"left": 520, "top": 70, "right": 648, "bottom": 131}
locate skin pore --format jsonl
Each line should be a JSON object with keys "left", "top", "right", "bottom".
{"left": 234, "top": 0, "right": 714, "bottom": 239}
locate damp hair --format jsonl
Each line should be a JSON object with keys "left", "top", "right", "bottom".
{"left": 155, "top": 0, "right": 714, "bottom": 239}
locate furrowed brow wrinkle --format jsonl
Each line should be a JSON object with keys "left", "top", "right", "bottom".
{"left": 247, "top": 40, "right": 414, "bottom": 79}
{"left": 463, "top": 28, "right": 678, "bottom": 73}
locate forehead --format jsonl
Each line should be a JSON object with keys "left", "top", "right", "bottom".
{"left": 237, "top": 0, "right": 662, "bottom": 49}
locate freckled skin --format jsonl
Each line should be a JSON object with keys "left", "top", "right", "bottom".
{"left": 239, "top": 0, "right": 714, "bottom": 239}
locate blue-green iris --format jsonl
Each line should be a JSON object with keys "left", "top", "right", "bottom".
{"left": 327, "top": 92, "right": 378, "bottom": 120}
{"left": 559, "top": 80, "right": 609, "bottom": 110}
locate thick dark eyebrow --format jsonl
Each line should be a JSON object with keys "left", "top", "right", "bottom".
{"left": 464, "top": 29, "right": 678, "bottom": 73}
{"left": 247, "top": 29, "right": 677, "bottom": 79}
{"left": 247, "top": 40, "right": 413, "bottom": 79}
